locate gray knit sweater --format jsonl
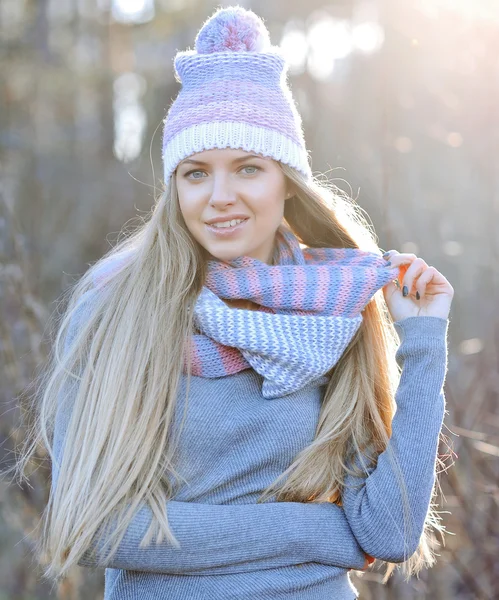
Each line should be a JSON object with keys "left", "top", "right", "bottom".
{"left": 52, "top": 293, "right": 448, "bottom": 600}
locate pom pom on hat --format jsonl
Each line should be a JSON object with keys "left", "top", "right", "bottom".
{"left": 195, "top": 6, "right": 271, "bottom": 54}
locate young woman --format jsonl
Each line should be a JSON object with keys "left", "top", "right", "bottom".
{"left": 16, "top": 6, "right": 453, "bottom": 600}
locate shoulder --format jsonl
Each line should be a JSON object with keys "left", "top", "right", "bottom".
{"left": 91, "top": 249, "right": 133, "bottom": 289}
{"left": 64, "top": 250, "right": 135, "bottom": 350}
{"left": 63, "top": 288, "right": 100, "bottom": 353}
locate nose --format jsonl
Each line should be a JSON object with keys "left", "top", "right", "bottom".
{"left": 208, "top": 172, "right": 237, "bottom": 209}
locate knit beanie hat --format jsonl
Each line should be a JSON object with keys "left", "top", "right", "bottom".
{"left": 162, "top": 6, "right": 312, "bottom": 184}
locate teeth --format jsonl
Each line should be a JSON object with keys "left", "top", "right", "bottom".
{"left": 211, "top": 218, "right": 246, "bottom": 228}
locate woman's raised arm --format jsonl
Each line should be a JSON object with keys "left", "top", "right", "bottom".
{"left": 341, "top": 316, "right": 448, "bottom": 563}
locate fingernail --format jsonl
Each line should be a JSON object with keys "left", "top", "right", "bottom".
{"left": 402, "top": 285, "right": 408, "bottom": 297}
{"left": 382, "top": 251, "right": 391, "bottom": 260}
{"left": 416, "top": 291, "right": 420, "bottom": 300}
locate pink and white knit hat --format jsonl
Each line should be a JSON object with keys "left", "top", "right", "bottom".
{"left": 162, "top": 6, "right": 312, "bottom": 184}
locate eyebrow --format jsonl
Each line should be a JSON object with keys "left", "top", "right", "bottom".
{"left": 178, "top": 154, "right": 266, "bottom": 167}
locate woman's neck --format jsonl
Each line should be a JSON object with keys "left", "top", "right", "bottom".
{"left": 222, "top": 298, "right": 261, "bottom": 311}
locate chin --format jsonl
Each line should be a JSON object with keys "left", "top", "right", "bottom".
{"left": 206, "top": 245, "right": 249, "bottom": 262}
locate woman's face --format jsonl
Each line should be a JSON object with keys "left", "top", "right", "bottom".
{"left": 175, "top": 148, "right": 291, "bottom": 263}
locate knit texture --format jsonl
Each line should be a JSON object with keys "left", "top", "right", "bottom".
{"left": 162, "top": 6, "right": 312, "bottom": 182}
{"left": 191, "top": 225, "right": 399, "bottom": 397}
{"left": 53, "top": 287, "right": 449, "bottom": 600}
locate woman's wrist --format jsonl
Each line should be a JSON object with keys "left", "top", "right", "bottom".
{"left": 294, "top": 502, "right": 368, "bottom": 570}
{"left": 394, "top": 315, "right": 449, "bottom": 343}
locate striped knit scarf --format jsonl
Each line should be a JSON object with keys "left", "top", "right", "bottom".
{"left": 189, "top": 224, "right": 399, "bottom": 398}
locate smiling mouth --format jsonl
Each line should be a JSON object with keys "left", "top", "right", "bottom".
{"left": 206, "top": 218, "right": 248, "bottom": 228}
{"left": 205, "top": 218, "right": 249, "bottom": 236}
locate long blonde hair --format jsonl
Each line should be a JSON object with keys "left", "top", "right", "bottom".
{"left": 13, "top": 163, "right": 447, "bottom": 585}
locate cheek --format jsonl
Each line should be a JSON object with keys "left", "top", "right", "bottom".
{"left": 177, "top": 186, "right": 203, "bottom": 222}
{"left": 249, "top": 176, "right": 284, "bottom": 206}
{"left": 252, "top": 187, "right": 285, "bottom": 218}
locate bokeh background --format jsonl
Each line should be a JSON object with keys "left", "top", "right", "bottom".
{"left": 1, "top": 0, "right": 498, "bottom": 598}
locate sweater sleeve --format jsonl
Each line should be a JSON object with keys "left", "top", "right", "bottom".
{"left": 52, "top": 290, "right": 367, "bottom": 575}
{"left": 76, "top": 499, "right": 367, "bottom": 574}
{"left": 341, "top": 316, "right": 448, "bottom": 563}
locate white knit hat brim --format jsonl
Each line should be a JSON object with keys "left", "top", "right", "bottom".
{"left": 163, "top": 121, "right": 312, "bottom": 183}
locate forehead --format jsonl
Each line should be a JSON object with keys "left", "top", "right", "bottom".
{"left": 178, "top": 148, "right": 271, "bottom": 166}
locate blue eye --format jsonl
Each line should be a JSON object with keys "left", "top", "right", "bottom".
{"left": 241, "top": 165, "right": 260, "bottom": 174}
{"left": 185, "top": 170, "right": 205, "bottom": 179}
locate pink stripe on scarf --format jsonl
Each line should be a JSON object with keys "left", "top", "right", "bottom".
{"left": 270, "top": 267, "right": 284, "bottom": 308}
{"left": 187, "top": 338, "right": 203, "bottom": 376}
{"left": 247, "top": 271, "right": 261, "bottom": 303}
{"left": 224, "top": 268, "right": 240, "bottom": 299}
{"left": 218, "top": 342, "right": 250, "bottom": 375}
{"left": 333, "top": 267, "right": 353, "bottom": 316}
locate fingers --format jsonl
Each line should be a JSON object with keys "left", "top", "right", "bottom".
{"left": 401, "top": 257, "right": 428, "bottom": 297}
{"left": 382, "top": 250, "right": 454, "bottom": 294}
{"left": 382, "top": 250, "right": 428, "bottom": 298}
{"left": 415, "top": 266, "right": 441, "bottom": 298}
{"left": 382, "top": 250, "right": 419, "bottom": 267}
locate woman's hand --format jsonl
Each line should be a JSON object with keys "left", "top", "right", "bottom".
{"left": 381, "top": 251, "right": 454, "bottom": 322}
